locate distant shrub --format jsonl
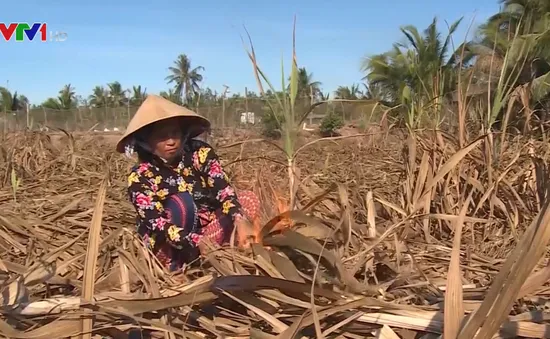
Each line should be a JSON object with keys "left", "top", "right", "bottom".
{"left": 261, "top": 108, "right": 284, "bottom": 139}
{"left": 319, "top": 112, "right": 344, "bottom": 137}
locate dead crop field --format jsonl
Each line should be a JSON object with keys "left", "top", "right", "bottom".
{"left": 1, "top": 128, "right": 550, "bottom": 338}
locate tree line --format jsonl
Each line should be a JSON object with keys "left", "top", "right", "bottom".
{"left": 1, "top": 0, "right": 549, "bottom": 132}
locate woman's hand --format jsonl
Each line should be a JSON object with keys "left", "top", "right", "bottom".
{"left": 234, "top": 215, "right": 256, "bottom": 249}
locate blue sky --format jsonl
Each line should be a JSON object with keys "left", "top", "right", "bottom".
{"left": 1, "top": 0, "right": 500, "bottom": 105}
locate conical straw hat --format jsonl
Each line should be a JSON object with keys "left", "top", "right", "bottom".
{"left": 115, "top": 94, "right": 210, "bottom": 153}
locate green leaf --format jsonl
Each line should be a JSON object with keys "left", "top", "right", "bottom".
{"left": 289, "top": 55, "right": 298, "bottom": 109}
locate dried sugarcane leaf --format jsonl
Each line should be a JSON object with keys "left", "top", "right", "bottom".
{"left": 263, "top": 230, "right": 374, "bottom": 294}
{"left": 81, "top": 178, "right": 107, "bottom": 339}
{"left": 211, "top": 275, "right": 342, "bottom": 300}
{"left": 268, "top": 250, "right": 305, "bottom": 283}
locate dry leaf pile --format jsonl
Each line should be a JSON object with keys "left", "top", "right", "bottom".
{"left": 0, "top": 130, "right": 549, "bottom": 338}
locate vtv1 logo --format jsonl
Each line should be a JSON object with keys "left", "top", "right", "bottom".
{"left": 0, "top": 23, "right": 68, "bottom": 42}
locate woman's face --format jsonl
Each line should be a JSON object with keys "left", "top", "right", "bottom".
{"left": 147, "top": 119, "right": 182, "bottom": 162}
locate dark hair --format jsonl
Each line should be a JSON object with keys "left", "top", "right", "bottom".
{"left": 133, "top": 124, "right": 154, "bottom": 162}
{"left": 135, "top": 143, "right": 155, "bottom": 163}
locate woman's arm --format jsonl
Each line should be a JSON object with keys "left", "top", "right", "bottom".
{"left": 193, "top": 146, "right": 243, "bottom": 220}
{"left": 127, "top": 168, "right": 200, "bottom": 249}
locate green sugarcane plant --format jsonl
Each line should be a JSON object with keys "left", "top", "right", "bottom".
{"left": 242, "top": 17, "right": 375, "bottom": 210}
{"left": 241, "top": 17, "right": 301, "bottom": 209}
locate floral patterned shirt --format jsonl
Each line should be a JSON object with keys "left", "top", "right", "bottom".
{"left": 127, "top": 139, "right": 242, "bottom": 252}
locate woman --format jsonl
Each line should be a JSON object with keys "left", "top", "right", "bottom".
{"left": 116, "top": 95, "right": 259, "bottom": 270}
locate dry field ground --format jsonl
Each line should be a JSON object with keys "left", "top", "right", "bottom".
{"left": 0, "top": 127, "right": 550, "bottom": 338}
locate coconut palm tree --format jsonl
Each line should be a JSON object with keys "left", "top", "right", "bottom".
{"left": 494, "top": 2, "right": 548, "bottom": 68}
{"left": 130, "top": 85, "right": 147, "bottom": 106}
{"left": 361, "top": 82, "right": 386, "bottom": 102}
{"left": 289, "top": 67, "right": 322, "bottom": 101}
{"left": 88, "top": 86, "right": 109, "bottom": 108}
{"left": 475, "top": 0, "right": 550, "bottom": 72}
{"left": 361, "top": 17, "right": 473, "bottom": 128}
{"left": 107, "top": 81, "right": 127, "bottom": 107}
{"left": 165, "top": 54, "right": 204, "bottom": 105}
{"left": 0, "top": 87, "right": 28, "bottom": 111}
{"left": 58, "top": 84, "right": 76, "bottom": 109}
{"left": 468, "top": 0, "right": 550, "bottom": 127}
{"left": 40, "top": 84, "right": 77, "bottom": 110}
{"left": 334, "top": 84, "right": 362, "bottom": 99}
{"left": 41, "top": 98, "right": 62, "bottom": 110}
{"left": 363, "top": 17, "right": 469, "bottom": 105}
{"left": 362, "top": 49, "right": 411, "bottom": 105}
{"left": 11, "top": 91, "right": 28, "bottom": 111}
{"left": 484, "top": 0, "right": 550, "bottom": 37}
